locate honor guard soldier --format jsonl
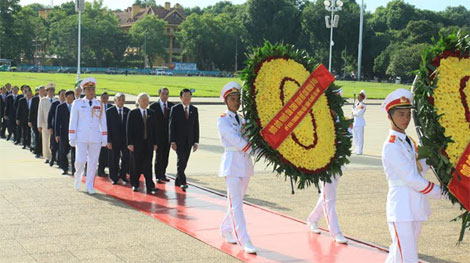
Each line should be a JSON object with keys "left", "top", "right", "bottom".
{"left": 217, "top": 82, "right": 257, "bottom": 254}
{"left": 352, "top": 90, "right": 366, "bottom": 154}
{"left": 69, "top": 78, "right": 107, "bottom": 194}
{"left": 381, "top": 89, "right": 443, "bottom": 263}
{"left": 307, "top": 88, "right": 348, "bottom": 244}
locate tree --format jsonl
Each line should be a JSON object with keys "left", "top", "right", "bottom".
{"left": 15, "top": 5, "right": 47, "bottom": 63}
{"left": 386, "top": 43, "right": 429, "bottom": 80}
{"left": 243, "top": 0, "right": 301, "bottom": 46}
{"left": 133, "top": 0, "right": 157, "bottom": 7}
{"left": 129, "top": 15, "right": 167, "bottom": 68}
{"left": 0, "top": 0, "right": 21, "bottom": 60}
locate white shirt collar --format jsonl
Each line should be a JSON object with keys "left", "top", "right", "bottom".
{"left": 389, "top": 129, "right": 407, "bottom": 141}
{"left": 139, "top": 107, "right": 147, "bottom": 115}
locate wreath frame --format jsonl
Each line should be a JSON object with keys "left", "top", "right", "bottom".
{"left": 241, "top": 41, "right": 352, "bottom": 190}
{"left": 412, "top": 31, "right": 470, "bottom": 241}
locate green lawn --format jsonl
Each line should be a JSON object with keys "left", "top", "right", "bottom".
{"left": 0, "top": 72, "right": 410, "bottom": 99}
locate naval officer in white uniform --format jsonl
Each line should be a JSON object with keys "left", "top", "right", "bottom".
{"left": 352, "top": 90, "right": 366, "bottom": 154}
{"left": 217, "top": 82, "right": 257, "bottom": 254}
{"left": 381, "top": 89, "right": 443, "bottom": 263}
{"left": 69, "top": 77, "right": 107, "bottom": 194}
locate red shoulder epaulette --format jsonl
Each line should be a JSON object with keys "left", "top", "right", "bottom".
{"left": 220, "top": 113, "right": 227, "bottom": 117}
{"left": 389, "top": 135, "right": 396, "bottom": 143}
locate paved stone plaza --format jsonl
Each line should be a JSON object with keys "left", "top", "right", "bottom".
{"left": 0, "top": 102, "right": 469, "bottom": 263}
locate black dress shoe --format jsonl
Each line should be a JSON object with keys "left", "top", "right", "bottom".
{"left": 120, "top": 177, "right": 129, "bottom": 183}
{"left": 132, "top": 186, "right": 139, "bottom": 192}
{"left": 147, "top": 188, "right": 158, "bottom": 195}
{"left": 22, "top": 145, "right": 26, "bottom": 149}
{"left": 181, "top": 184, "right": 188, "bottom": 192}
{"left": 62, "top": 171, "right": 68, "bottom": 175}
{"left": 157, "top": 179, "right": 164, "bottom": 184}
{"left": 49, "top": 161, "right": 54, "bottom": 167}
{"left": 45, "top": 160, "right": 49, "bottom": 164}
{"left": 111, "top": 181, "right": 118, "bottom": 185}
{"left": 163, "top": 177, "right": 170, "bottom": 182}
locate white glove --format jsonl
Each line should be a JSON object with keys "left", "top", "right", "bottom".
{"left": 69, "top": 140, "right": 76, "bottom": 147}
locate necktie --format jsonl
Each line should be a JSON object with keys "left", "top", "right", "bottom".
{"left": 185, "top": 106, "right": 189, "bottom": 120}
{"left": 89, "top": 100, "right": 92, "bottom": 107}
{"left": 405, "top": 136, "right": 413, "bottom": 149}
{"left": 143, "top": 110, "right": 147, "bottom": 140}
{"left": 235, "top": 114, "right": 240, "bottom": 125}
{"left": 119, "top": 108, "right": 122, "bottom": 122}
{"left": 164, "top": 103, "right": 168, "bottom": 118}
{"left": 50, "top": 98, "right": 52, "bottom": 103}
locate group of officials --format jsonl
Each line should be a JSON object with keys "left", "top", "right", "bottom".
{"left": 0, "top": 78, "right": 199, "bottom": 196}
{"left": 1, "top": 78, "right": 446, "bottom": 260}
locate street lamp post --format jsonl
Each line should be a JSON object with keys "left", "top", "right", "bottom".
{"left": 324, "top": 0, "right": 343, "bottom": 73}
{"left": 357, "top": 0, "right": 364, "bottom": 81}
{"left": 76, "top": 0, "right": 85, "bottom": 81}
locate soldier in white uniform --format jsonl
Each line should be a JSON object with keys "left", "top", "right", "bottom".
{"left": 307, "top": 88, "right": 348, "bottom": 244}
{"left": 352, "top": 90, "right": 366, "bottom": 155}
{"left": 37, "top": 83, "right": 56, "bottom": 163}
{"left": 381, "top": 89, "right": 443, "bottom": 263}
{"left": 69, "top": 78, "right": 107, "bottom": 194}
{"left": 217, "top": 82, "right": 257, "bottom": 254}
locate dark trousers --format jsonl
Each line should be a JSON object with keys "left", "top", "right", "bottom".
{"left": 59, "top": 139, "right": 75, "bottom": 173}
{"left": 21, "top": 124, "right": 30, "bottom": 147}
{"left": 175, "top": 144, "right": 191, "bottom": 186}
{"left": 154, "top": 143, "right": 170, "bottom": 180}
{"left": 6, "top": 118, "right": 15, "bottom": 140}
{"left": 15, "top": 123, "right": 22, "bottom": 143}
{"left": 98, "top": 147, "right": 109, "bottom": 174}
{"left": 32, "top": 126, "right": 42, "bottom": 157}
{"left": 130, "top": 140, "right": 155, "bottom": 190}
{"left": 0, "top": 117, "right": 6, "bottom": 137}
{"left": 50, "top": 133, "right": 59, "bottom": 163}
{"left": 109, "top": 143, "right": 129, "bottom": 183}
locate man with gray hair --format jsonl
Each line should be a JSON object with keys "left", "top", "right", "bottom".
{"left": 106, "top": 93, "right": 130, "bottom": 185}
{"left": 126, "top": 92, "right": 158, "bottom": 194}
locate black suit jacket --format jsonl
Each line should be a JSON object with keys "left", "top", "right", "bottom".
{"left": 16, "top": 97, "right": 30, "bottom": 125}
{"left": 29, "top": 96, "right": 40, "bottom": 126}
{"left": 5, "top": 94, "right": 18, "bottom": 119}
{"left": 169, "top": 104, "right": 199, "bottom": 147}
{"left": 47, "top": 100, "right": 61, "bottom": 130}
{"left": 0, "top": 95, "right": 6, "bottom": 118}
{"left": 127, "top": 108, "right": 157, "bottom": 149}
{"left": 106, "top": 106, "right": 129, "bottom": 148}
{"left": 149, "top": 100, "right": 174, "bottom": 147}
{"left": 54, "top": 103, "right": 71, "bottom": 140}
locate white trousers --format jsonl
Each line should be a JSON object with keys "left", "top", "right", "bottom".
{"left": 307, "top": 175, "right": 341, "bottom": 236}
{"left": 386, "top": 221, "right": 422, "bottom": 263}
{"left": 74, "top": 142, "right": 101, "bottom": 191}
{"left": 353, "top": 126, "right": 364, "bottom": 154}
{"left": 220, "top": 176, "right": 251, "bottom": 246}
{"left": 41, "top": 128, "right": 51, "bottom": 160}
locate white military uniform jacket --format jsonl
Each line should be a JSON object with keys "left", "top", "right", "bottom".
{"left": 382, "top": 130, "right": 441, "bottom": 222}
{"left": 217, "top": 110, "right": 254, "bottom": 178}
{"left": 69, "top": 98, "right": 107, "bottom": 146}
{"left": 352, "top": 101, "right": 366, "bottom": 127}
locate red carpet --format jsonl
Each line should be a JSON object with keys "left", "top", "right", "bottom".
{"left": 91, "top": 176, "right": 388, "bottom": 262}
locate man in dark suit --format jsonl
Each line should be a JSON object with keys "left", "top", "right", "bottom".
{"left": 169, "top": 88, "right": 199, "bottom": 191}
{"left": 13, "top": 86, "right": 25, "bottom": 145}
{"left": 55, "top": 90, "right": 75, "bottom": 175}
{"left": 106, "top": 93, "right": 130, "bottom": 185}
{"left": 47, "top": 89, "right": 65, "bottom": 167}
{"left": 29, "top": 86, "right": 45, "bottom": 158}
{"left": 4, "top": 86, "right": 19, "bottom": 142}
{"left": 97, "top": 92, "right": 113, "bottom": 177}
{"left": 0, "top": 86, "right": 7, "bottom": 138}
{"left": 16, "top": 87, "right": 33, "bottom": 149}
{"left": 127, "top": 93, "right": 158, "bottom": 195}
{"left": 149, "top": 87, "right": 174, "bottom": 183}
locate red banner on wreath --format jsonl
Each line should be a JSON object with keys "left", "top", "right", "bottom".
{"left": 449, "top": 142, "right": 470, "bottom": 211}
{"left": 260, "top": 64, "right": 334, "bottom": 150}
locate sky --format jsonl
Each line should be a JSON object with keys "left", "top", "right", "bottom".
{"left": 19, "top": 0, "right": 470, "bottom": 12}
